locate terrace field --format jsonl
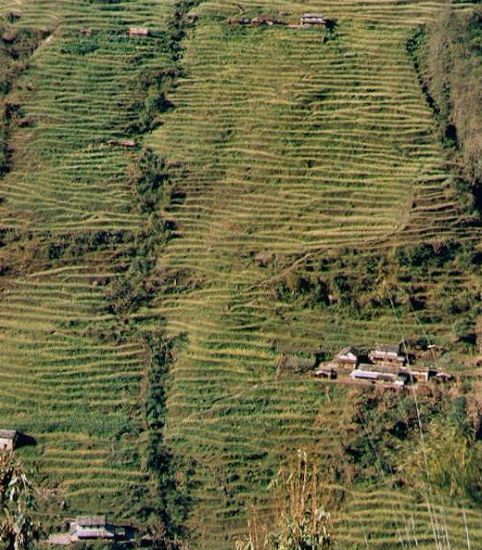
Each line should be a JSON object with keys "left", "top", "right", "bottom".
{"left": 150, "top": 0, "right": 482, "bottom": 547}
{"left": 0, "top": 0, "right": 175, "bottom": 528}
{"left": 0, "top": 0, "right": 481, "bottom": 548}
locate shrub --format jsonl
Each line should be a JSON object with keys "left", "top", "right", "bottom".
{"left": 419, "top": 7, "right": 482, "bottom": 185}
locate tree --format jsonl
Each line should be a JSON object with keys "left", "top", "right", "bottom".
{"left": 0, "top": 453, "right": 41, "bottom": 550}
{"left": 235, "top": 451, "right": 334, "bottom": 549}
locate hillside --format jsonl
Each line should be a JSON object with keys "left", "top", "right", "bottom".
{"left": 0, "top": 0, "right": 481, "bottom": 549}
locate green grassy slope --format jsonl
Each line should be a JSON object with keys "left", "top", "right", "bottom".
{"left": 148, "top": 0, "right": 482, "bottom": 547}
{"left": 0, "top": 0, "right": 174, "bottom": 526}
{"left": 0, "top": 0, "right": 480, "bottom": 548}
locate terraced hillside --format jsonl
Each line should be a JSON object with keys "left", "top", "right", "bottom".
{"left": 149, "top": 0, "right": 482, "bottom": 547}
{"left": 0, "top": 0, "right": 176, "bottom": 528}
{"left": 0, "top": 0, "right": 481, "bottom": 548}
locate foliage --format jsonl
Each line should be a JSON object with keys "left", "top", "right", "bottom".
{"left": 140, "top": 333, "right": 192, "bottom": 549}
{"left": 235, "top": 452, "right": 334, "bottom": 550}
{"left": 418, "top": 7, "right": 482, "bottom": 185}
{"left": 134, "top": 148, "right": 168, "bottom": 214}
{"left": 0, "top": 454, "right": 41, "bottom": 550}
{"left": 401, "top": 420, "right": 482, "bottom": 501}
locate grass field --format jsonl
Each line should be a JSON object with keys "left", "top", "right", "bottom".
{"left": 0, "top": 0, "right": 175, "bottom": 528}
{"left": 0, "top": 0, "right": 481, "bottom": 548}
{"left": 149, "top": 0, "right": 482, "bottom": 547}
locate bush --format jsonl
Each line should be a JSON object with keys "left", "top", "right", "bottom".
{"left": 420, "top": 7, "right": 482, "bottom": 185}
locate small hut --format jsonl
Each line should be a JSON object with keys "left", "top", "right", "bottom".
{"left": 228, "top": 17, "right": 251, "bottom": 26}
{"left": 0, "top": 430, "right": 18, "bottom": 452}
{"left": 251, "top": 15, "right": 276, "bottom": 26}
{"left": 314, "top": 367, "right": 337, "bottom": 379}
{"left": 1, "top": 32, "right": 17, "bottom": 43}
{"left": 107, "top": 139, "right": 136, "bottom": 148}
{"left": 300, "top": 13, "right": 326, "bottom": 27}
{"left": 70, "top": 516, "right": 115, "bottom": 542}
{"left": 335, "top": 346, "right": 361, "bottom": 367}
{"left": 369, "top": 344, "right": 405, "bottom": 365}
{"left": 128, "top": 27, "right": 150, "bottom": 37}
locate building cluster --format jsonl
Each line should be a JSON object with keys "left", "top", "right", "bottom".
{"left": 228, "top": 13, "right": 328, "bottom": 28}
{"left": 314, "top": 343, "right": 454, "bottom": 388}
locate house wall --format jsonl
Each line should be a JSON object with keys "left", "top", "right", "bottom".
{"left": 0, "top": 438, "right": 13, "bottom": 451}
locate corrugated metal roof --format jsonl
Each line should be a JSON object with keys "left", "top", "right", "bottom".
{"left": 0, "top": 430, "right": 17, "bottom": 439}
{"left": 75, "top": 515, "right": 106, "bottom": 527}
{"left": 74, "top": 527, "right": 115, "bottom": 539}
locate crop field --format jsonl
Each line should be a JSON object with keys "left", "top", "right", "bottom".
{"left": 150, "top": 0, "right": 482, "bottom": 547}
{"left": 0, "top": 0, "right": 174, "bottom": 526}
{"left": 0, "top": 0, "right": 481, "bottom": 548}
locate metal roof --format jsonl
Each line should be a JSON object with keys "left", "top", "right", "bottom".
{"left": 75, "top": 527, "right": 115, "bottom": 539}
{"left": 351, "top": 369, "right": 379, "bottom": 379}
{"left": 374, "top": 344, "right": 401, "bottom": 354}
{"left": 75, "top": 515, "right": 107, "bottom": 527}
{"left": 338, "top": 346, "right": 360, "bottom": 357}
{"left": 0, "top": 430, "right": 17, "bottom": 439}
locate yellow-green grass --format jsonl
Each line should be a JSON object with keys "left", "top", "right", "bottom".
{"left": 0, "top": 0, "right": 174, "bottom": 232}
{"left": 0, "top": 265, "right": 146, "bottom": 518}
{"left": 0, "top": 0, "right": 174, "bottom": 528}
{"left": 148, "top": 1, "right": 482, "bottom": 546}
{"left": 0, "top": 0, "right": 480, "bottom": 546}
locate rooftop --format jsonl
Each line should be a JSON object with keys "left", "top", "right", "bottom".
{"left": 75, "top": 527, "right": 115, "bottom": 539}
{"left": 374, "top": 344, "right": 401, "bottom": 354}
{"left": 75, "top": 515, "right": 107, "bottom": 527}
{"left": 0, "top": 430, "right": 17, "bottom": 440}
{"left": 338, "top": 346, "right": 360, "bottom": 356}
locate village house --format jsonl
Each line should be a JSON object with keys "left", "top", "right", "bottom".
{"left": 335, "top": 346, "right": 361, "bottom": 367}
{"left": 228, "top": 16, "right": 251, "bottom": 25}
{"left": 300, "top": 13, "right": 326, "bottom": 27}
{"left": 128, "top": 27, "right": 150, "bottom": 37}
{"left": 47, "top": 516, "right": 123, "bottom": 545}
{"left": 313, "top": 367, "right": 337, "bottom": 379}
{"left": 369, "top": 344, "right": 406, "bottom": 365}
{"left": 350, "top": 369, "right": 381, "bottom": 383}
{"left": 107, "top": 139, "right": 137, "bottom": 148}
{"left": 250, "top": 15, "right": 276, "bottom": 26}
{"left": 70, "top": 516, "right": 116, "bottom": 542}
{"left": 0, "top": 430, "right": 18, "bottom": 452}
{"left": 350, "top": 369, "right": 397, "bottom": 384}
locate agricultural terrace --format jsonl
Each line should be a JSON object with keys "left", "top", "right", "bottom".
{"left": 149, "top": 0, "right": 482, "bottom": 547}
{"left": 0, "top": 0, "right": 176, "bottom": 528}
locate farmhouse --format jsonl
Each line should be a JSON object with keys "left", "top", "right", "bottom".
{"left": 350, "top": 369, "right": 397, "bottom": 383}
{"left": 300, "top": 13, "right": 326, "bottom": 27}
{"left": 47, "top": 516, "right": 133, "bottom": 545}
{"left": 228, "top": 17, "right": 251, "bottom": 25}
{"left": 107, "top": 139, "right": 137, "bottom": 148}
{"left": 251, "top": 15, "right": 276, "bottom": 26}
{"left": 0, "top": 430, "right": 18, "bottom": 451}
{"left": 369, "top": 344, "right": 406, "bottom": 365}
{"left": 128, "top": 27, "right": 150, "bottom": 37}
{"left": 335, "top": 346, "right": 361, "bottom": 367}
{"left": 70, "top": 516, "right": 115, "bottom": 541}
{"left": 314, "top": 367, "right": 337, "bottom": 379}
